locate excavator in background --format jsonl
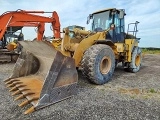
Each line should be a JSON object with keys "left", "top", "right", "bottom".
{"left": 0, "top": 9, "right": 60, "bottom": 62}
{"left": 4, "top": 8, "right": 142, "bottom": 114}
{"left": 0, "top": 22, "right": 39, "bottom": 62}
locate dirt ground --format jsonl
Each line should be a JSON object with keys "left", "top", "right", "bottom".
{"left": 0, "top": 54, "right": 160, "bottom": 120}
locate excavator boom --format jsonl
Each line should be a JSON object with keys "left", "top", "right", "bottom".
{"left": 0, "top": 10, "right": 60, "bottom": 40}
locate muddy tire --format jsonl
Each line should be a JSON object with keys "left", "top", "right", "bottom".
{"left": 81, "top": 44, "right": 115, "bottom": 85}
{"left": 126, "top": 47, "right": 142, "bottom": 72}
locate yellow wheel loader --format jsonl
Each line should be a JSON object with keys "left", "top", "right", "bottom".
{"left": 53, "top": 8, "right": 142, "bottom": 84}
{"left": 4, "top": 8, "right": 142, "bottom": 114}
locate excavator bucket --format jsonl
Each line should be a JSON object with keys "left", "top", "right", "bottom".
{"left": 4, "top": 41, "right": 78, "bottom": 114}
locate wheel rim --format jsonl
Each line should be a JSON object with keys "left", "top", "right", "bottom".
{"left": 135, "top": 55, "right": 141, "bottom": 67}
{"left": 100, "top": 56, "right": 111, "bottom": 74}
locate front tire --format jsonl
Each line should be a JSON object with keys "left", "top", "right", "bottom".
{"left": 81, "top": 44, "right": 115, "bottom": 85}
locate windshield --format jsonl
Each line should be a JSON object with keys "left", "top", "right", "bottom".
{"left": 91, "top": 11, "right": 112, "bottom": 31}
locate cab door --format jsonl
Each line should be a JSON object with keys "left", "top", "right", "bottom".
{"left": 113, "top": 13, "right": 125, "bottom": 43}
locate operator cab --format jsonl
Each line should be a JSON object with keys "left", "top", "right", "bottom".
{"left": 87, "top": 8, "right": 125, "bottom": 43}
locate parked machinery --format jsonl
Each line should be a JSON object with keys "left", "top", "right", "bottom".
{"left": 4, "top": 8, "right": 142, "bottom": 114}
{"left": 53, "top": 8, "right": 142, "bottom": 84}
{"left": 0, "top": 9, "right": 60, "bottom": 62}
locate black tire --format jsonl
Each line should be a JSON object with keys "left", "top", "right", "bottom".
{"left": 81, "top": 44, "right": 115, "bottom": 85}
{"left": 126, "top": 46, "right": 142, "bottom": 72}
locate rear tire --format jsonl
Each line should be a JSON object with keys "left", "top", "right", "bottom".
{"left": 81, "top": 44, "right": 115, "bottom": 85}
{"left": 126, "top": 46, "right": 142, "bottom": 72}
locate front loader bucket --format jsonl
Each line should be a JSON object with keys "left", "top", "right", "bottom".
{"left": 4, "top": 41, "right": 78, "bottom": 114}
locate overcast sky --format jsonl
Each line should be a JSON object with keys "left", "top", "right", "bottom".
{"left": 0, "top": 0, "right": 160, "bottom": 48}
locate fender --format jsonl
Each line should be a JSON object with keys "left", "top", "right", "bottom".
{"left": 73, "top": 33, "right": 115, "bottom": 66}
{"left": 95, "top": 40, "right": 115, "bottom": 47}
{"left": 73, "top": 33, "right": 101, "bottom": 66}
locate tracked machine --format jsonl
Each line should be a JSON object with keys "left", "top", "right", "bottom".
{"left": 0, "top": 10, "right": 59, "bottom": 62}
{"left": 0, "top": 16, "right": 38, "bottom": 62}
{"left": 0, "top": 28, "right": 21, "bottom": 63}
{"left": 4, "top": 8, "right": 142, "bottom": 114}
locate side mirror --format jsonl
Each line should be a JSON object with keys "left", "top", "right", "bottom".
{"left": 86, "top": 14, "right": 93, "bottom": 24}
{"left": 119, "top": 10, "right": 124, "bottom": 19}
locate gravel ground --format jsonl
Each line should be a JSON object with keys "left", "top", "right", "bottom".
{"left": 0, "top": 54, "right": 160, "bottom": 120}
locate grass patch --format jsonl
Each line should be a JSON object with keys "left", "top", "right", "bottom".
{"left": 130, "top": 95, "right": 136, "bottom": 99}
{"left": 149, "top": 88, "right": 157, "bottom": 93}
{"left": 142, "top": 48, "right": 160, "bottom": 54}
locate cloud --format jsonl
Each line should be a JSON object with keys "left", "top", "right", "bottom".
{"left": 112, "top": 0, "right": 160, "bottom": 47}
{"left": 0, "top": 0, "right": 160, "bottom": 47}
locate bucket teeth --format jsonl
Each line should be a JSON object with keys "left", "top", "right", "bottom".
{"left": 20, "top": 89, "right": 30, "bottom": 92}
{"left": 15, "top": 94, "right": 25, "bottom": 101}
{"left": 24, "top": 106, "right": 35, "bottom": 115}
{"left": 15, "top": 92, "right": 35, "bottom": 101}
{"left": 9, "top": 86, "right": 18, "bottom": 92}
{"left": 6, "top": 83, "right": 15, "bottom": 88}
{"left": 5, "top": 81, "right": 13, "bottom": 85}
{"left": 9, "top": 85, "right": 26, "bottom": 92}
{"left": 12, "top": 90, "right": 21, "bottom": 96}
{"left": 19, "top": 96, "right": 38, "bottom": 107}
{"left": 18, "top": 100, "right": 29, "bottom": 107}
{"left": 5, "top": 79, "right": 20, "bottom": 85}
{"left": 24, "top": 92, "right": 35, "bottom": 96}
{"left": 6, "top": 82, "right": 24, "bottom": 88}
{"left": 3, "top": 78, "right": 11, "bottom": 82}
{"left": 16, "top": 84, "right": 26, "bottom": 88}
{"left": 13, "top": 82, "right": 23, "bottom": 85}
{"left": 23, "top": 97, "right": 39, "bottom": 114}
